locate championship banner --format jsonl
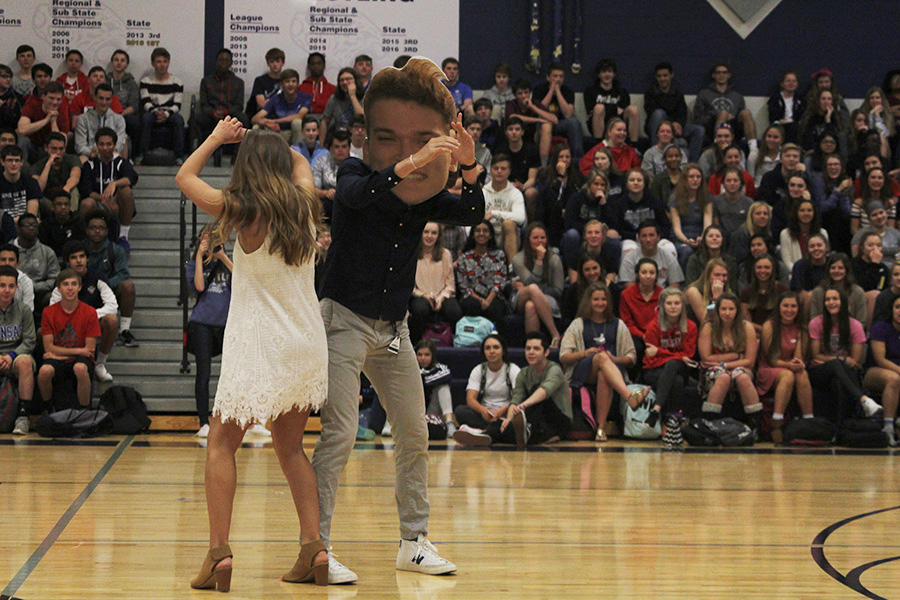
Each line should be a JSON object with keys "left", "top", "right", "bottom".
{"left": 223, "top": 0, "right": 459, "bottom": 83}
{"left": 2, "top": 0, "right": 205, "bottom": 92}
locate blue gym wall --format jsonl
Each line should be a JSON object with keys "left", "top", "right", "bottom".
{"left": 204, "top": 1, "right": 900, "bottom": 97}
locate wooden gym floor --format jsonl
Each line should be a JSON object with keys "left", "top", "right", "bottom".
{"left": 1, "top": 433, "right": 898, "bottom": 599}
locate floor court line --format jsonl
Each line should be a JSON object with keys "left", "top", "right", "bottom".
{"left": 45, "top": 538, "right": 900, "bottom": 550}
{"left": 1, "top": 436, "right": 135, "bottom": 598}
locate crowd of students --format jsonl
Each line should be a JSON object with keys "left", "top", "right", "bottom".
{"left": 395, "top": 57, "right": 900, "bottom": 448}
{"left": 6, "top": 39, "right": 900, "bottom": 446}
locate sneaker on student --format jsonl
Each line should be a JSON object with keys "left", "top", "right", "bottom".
{"left": 357, "top": 424, "right": 376, "bottom": 441}
{"left": 94, "top": 363, "right": 113, "bottom": 382}
{"left": 327, "top": 547, "right": 358, "bottom": 584}
{"left": 132, "top": 154, "right": 143, "bottom": 166}
{"left": 396, "top": 534, "right": 457, "bottom": 575}
{"left": 381, "top": 422, "right": 392, "bottom": 437}
{"left": 196, "top": 424, "right": 210, "bottom": 438}
{"left": 115, "top": 236, "right": 131, "bottom": 254}
{"left": 861, "top": 396, "right": 883, "bottom": 418}
{"left": 883, "top": 423, "right": 898, "bottom": 447}
{"left": 175, "top": 157, "right": 184, "bottom": 166}
{"left": 116, "top": 330, "right": 140, "bottom": 347}
{"left": 12, "top": 415, "right": 28, "bottom": 435}
{"left": 452, "top": 425, "right": 491, "bottom": 446}
{"left": 247, "top": 423, "right": 271, "bottom": 437}
{"left": 512, "top": 410, "right": 530, "bottom": 448}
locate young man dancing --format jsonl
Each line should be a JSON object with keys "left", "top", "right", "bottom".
{"left": 313, "top": 57, "right": 484, "bottom": 583}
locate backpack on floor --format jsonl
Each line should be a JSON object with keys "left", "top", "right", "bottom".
{"left": 620, "top": 385, "right": 662, "bottom": 440}
{"left": 838, "top": 418, "right": 888, "bottom": 448}
{"left": 566, "top": 385, "right": 596, "bottom": 441}
{"left": 453, "top": 317, "right": 494, "bottom": 347}
{"left": 35, "top": 408, "right": 112, "bottom": 438}
{"left": 425, "top": 414, "right": 448, "bottom": 440}
{"left": 421, "top": 322, "right": 453, "bottom": 347}
{"left": 0, "top": 376, "right": 19, "bottom": 433}
{"left": 683, "top": 417, "right": 754, "bottom": 447}
{"left": 141, "top": 147, "right": 176, "bottom": 166}
{"left": 782, "top": 417, "right": 836, "bottom": 446}
{"left": 98, "top": 386, "right": 151, "bottom": 434}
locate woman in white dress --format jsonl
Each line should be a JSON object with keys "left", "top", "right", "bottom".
{"left": 176, "top": 117, "right": 328, "bottom": 591}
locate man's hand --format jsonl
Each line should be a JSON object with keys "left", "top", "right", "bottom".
{"left": 0, "top": 355, "right": 12, "bottom": 370}
{"left": 154, "top": 109, "right": 167, "bottom": 123}
{"left": 101, "top": 181, "right": 117, "bottom": 202}
{"left": 410, "top": 134, "right": 459, "bottom": 170}
{"left": 449, "top": 112, "right": 476, "bottom": 167}
{"left": 672, "top": 122, "right": 683, "bottom": 137}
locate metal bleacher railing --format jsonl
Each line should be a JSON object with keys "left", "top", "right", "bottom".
{"left": 179, "top": 192, "right": 200, "bottom": 374}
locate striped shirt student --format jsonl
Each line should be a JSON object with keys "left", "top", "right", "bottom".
{"left": 139, "top": 73, "right": 183, "bottom": 115}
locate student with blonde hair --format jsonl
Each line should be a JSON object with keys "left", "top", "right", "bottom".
{"left": 177, "top": 118, "right": 328, "bottom": 590}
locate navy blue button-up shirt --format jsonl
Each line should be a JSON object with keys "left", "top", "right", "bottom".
{"left": 320, "top": 158, "right": 485, "bottom": 322}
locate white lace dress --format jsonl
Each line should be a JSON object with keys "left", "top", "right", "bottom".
{"left": 212, "top": 237, "right": 328, "bottom": 426}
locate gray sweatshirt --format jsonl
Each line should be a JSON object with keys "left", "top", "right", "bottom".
{"left": 0, "top": 298, "right": 36, "bottom": 358}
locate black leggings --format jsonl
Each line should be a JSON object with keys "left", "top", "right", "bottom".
{"left": 408, "top": 295, "right": 463, "bottom": 342}
{"left": 460, "top": 294, "right": 507, "bottom": 324}
{"left": 643, "top": 359, "right": 691, "bottom": 413}
{"left": 189, "top": 322, "right": 223, "bottom": 426}
{"left": 808, "top": 359, "right": 865, "bottom": 419}
{"left": 455, "top": 404, "right": 492, "bottom": 429}
{"left": 486, "top": 399, "right": 571, "bottom": 445}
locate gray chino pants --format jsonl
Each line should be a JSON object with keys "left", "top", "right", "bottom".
{"left": 312, "top": 298, "right": 430, "bottom": 543}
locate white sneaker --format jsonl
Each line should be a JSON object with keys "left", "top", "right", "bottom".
{"left": 12, "top": 415, "right": 28, "bottom": 435}
{"left": 453, "top": 425, "right": 491, "bottom": 446}
{"left": 861, "top": 397, "right": 883, "bottom": 418}
{"left": 381, "top": 422, "right": 392, "bottom": 437}
{"left": 396, "top": 534, "right": 457, "bottom": 575}
{"left": 94, "top": 363, "right": 113, "bottom": 382}
{"left": 883, "top": 424, "right": 898, "bottom": 447}
{"left": 196, "top": 424, "right": 210, "bottom": 438}
{"left": 445, "top": 421, "right": 458, "bottom": 437}
{"left": 327, "top": 547, "right": 358, "bottom": 584}
{"left": 247, "top": 423, "right": 271, "bottom": 437}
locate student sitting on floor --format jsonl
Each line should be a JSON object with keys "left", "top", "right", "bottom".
{"left": 416, "top": 339, "right": 458, "bottom": 437}
{"left": 491, "top": 331, "right": 573, "bottom": 447}
{"left": 453, "top": 333, "right": 520, "bottom": 445}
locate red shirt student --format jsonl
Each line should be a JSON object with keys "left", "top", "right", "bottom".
{"left": 619, "top": 266, "right": 662, "bottom": 341}
{"left": 640, "top": 288, "right": 699, "bottom": 425}
{"left": 39, "top": 268, "right": 101, "bottom": 407}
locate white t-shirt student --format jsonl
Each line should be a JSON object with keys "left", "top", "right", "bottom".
{"left": 466, "top": 362, "right": 521, "bottom": 411}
